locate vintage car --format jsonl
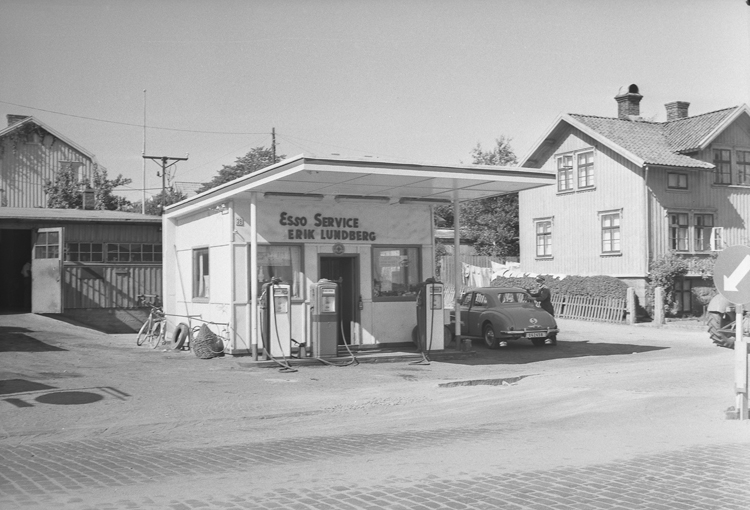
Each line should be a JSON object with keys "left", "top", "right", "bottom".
{"left": 448, "top": 287, "right": 559, "bottom": 348}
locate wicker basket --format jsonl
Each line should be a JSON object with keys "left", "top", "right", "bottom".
{"left": 192, "top": 324, "right": 224, "bottom": 359}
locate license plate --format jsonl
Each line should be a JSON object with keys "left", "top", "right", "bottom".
{"left": 526, "top": 332, "right": 546, "bottom": 338}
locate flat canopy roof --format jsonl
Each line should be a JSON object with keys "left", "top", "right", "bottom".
{"left": 165, "top": 154, "right": 555, "bottom": 218}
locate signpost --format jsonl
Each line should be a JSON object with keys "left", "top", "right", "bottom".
{"left": 713, "top": 245, "right": 750, "bottom": 420}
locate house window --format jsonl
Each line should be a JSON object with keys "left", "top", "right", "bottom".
{"left": 66, "top": 243, "right": 103, "bottom": 262}
{"left": 601, "top": 213, "right": 620, "bottom": 254}
{"left": 35, "top": 231, "right": 60, "bottom": 259}
{"left": 105, "top": 243, "right": 162, "bottom": 263}
{"left": 669, "top": 213, "right": 689, "bottom": 251}
{"left": 557, "top": 155, "right": 573, "bottom": 192}
{"left": 193, "top": 248, "right": 209, "bottom": 299}
{"left": 255, "top": 245, "right": 303, "bottom": 299}
{"left": 535, "top": 219, "right": 552, "bottom": 257}
{"left": 738, "top": 150, "right": 750, "bottom": 186}
{"left": 577, "top": 151, "right": 594, "bottom": 188}
{"left": 372, "top": 246, "right": 421, "bottom": 300}
{"left": 694, "top": 214, "right": 714, "bottom": 252}
{"left": 713, "top": 149, "right": 732, "bottom": 185}
{"left": 667, "top": 172, "right": 688, "bottom": 190}
{"left": 674, "top": 279, "right": 693, "bottom": 315}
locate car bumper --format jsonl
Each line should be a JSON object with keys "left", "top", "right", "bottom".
{"left": 498, "top": 328, "right": 559, "bottom": 339}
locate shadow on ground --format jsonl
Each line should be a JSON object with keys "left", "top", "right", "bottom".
{"left": 0, "top": 327, "right": 67, "bottom": 352}
{"left": 440, "top": 339, "right": 667, "bottom": 366}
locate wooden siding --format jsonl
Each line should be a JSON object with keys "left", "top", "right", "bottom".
{"left": 63, "top": 264, "right": 162, "bottom": 309}
{"left": 0, "top": 132, "right": 95, "bottom": 208}
{"left": 519, "top": 125, "right": 648, "bottom": 277}
{"left": 64, "top": 223, "right": 161, "bottom": 244}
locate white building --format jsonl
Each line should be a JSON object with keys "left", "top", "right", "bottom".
{"left": 162, "top": 155, "right": 553, "bottom": 358}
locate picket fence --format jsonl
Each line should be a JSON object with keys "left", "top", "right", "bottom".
{"left": 551, "top": 294, "right": 626, "bottom": 323}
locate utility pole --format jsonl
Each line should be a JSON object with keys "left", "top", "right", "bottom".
{"left": 142, "top": 154, "right": 188, "bottom": 215}
{"left": 271, "top": 127, "right": 276, "bottom": 163}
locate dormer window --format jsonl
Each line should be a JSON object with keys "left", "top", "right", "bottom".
{"left": 667, "top": 172, "right": 688, "bottom": 190}
{"left": 557, "top": 155, "right": 573, "bottom": 192}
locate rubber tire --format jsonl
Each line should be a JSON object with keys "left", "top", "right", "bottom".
{"left": 547, "top": 334, "right": 557, "bottom": 346}
{"left": 172, "top": 323, "right": 190, "bottom": 350}
{"left": 531, "top": 338, "right": 545, "bottom": 347}
{"left": 483, "top": 323, "right": 499, "bottom": 349}
{"left": 411, "top": 325, "right": 419, "bottom": 348}
{"left": 136, "top": 317, "right": 151, "bottom": 346}
{"left": 707, "top": 312, "right": 735, "bottom": 349}
{"left": 148, "top": 321, "right": 164, "bottom": 349}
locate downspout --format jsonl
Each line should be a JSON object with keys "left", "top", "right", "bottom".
{"left": 250, "top": 192, "right": 259, "bottom": 360}
{"left": 644, "top": 165, "right": 651, "bottom": 277}
{"left": 453, "top": 193, "right": 461, "bottom": 344}
{"left": 228, "top": 199, "right": 236, "bottom": 353}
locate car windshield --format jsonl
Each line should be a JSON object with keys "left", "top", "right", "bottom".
{"left": 498, "top": 292, "right": 530, "bottom": 304}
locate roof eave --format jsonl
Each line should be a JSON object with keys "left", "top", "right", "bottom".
{"left": 694, "top": 104, "right": 750, "bottom": 151}
{"left": 0, "top": 116, "right": 99, "bottom": 163}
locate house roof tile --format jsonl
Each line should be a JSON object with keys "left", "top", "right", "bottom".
{"left": 568, "top": 106, "right": 740, "bottom": 169}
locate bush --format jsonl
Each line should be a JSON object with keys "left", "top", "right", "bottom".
{"left": 646, "top": 252, "right": 688, "bottom": 317}
{"left": 491, "top": 274, "right": 629, "bottom": 300}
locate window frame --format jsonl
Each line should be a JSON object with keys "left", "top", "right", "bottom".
{"left": 600, "top": 211, "right": 621, "bottom": 255}
{"left": 192, "top": 247, "right": 210, "bottom": 301}
{"left": 737, "top": 149, "right": 750, "bottom": 186}
{"left": 534, "top": 218, "right": 553, "bottom": 259}
{"left": 254, "top": 243, "right": 305, "bottom": 301}
{"left": 556, "top": 154, "right": 574, "bottom": 192}
{"left": 693, "top": 214, "right": 714, "bottom": 252}
{"left": 371, "top": 245, "right": 422, "bottom": 302}
{"left": 577, "top": 151, "right": 595, "bottom": 189}
{"left": 555, "top": 148, "right": 596, "bottom": 194}
{"left": 667, "top": 171, "right": 689, "bottom": 191}
{"left": 667, "top": 210, "right": 716, "bottom": 254}
{"left": 713, "top": 148, "right": 732, "bottom": 185}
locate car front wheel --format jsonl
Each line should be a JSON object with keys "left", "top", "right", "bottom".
{"left": 483, "top": 323, "right": 500, "bottom": 349}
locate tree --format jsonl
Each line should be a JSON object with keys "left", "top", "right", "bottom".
{"left": 139, "top": 188, "right": 188, "bottom": 216}
{"left": 197, "top": 146, "right": 284, "bottom": 193}
{"left": 44, "top": 163, "right": 132, "bottom": 211}
{"left": 434, "top": 136, "right": 520, "bottom": 257}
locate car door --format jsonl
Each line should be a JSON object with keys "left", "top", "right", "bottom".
{"left": 458, "top": 291, "right": 474, "bottom": 335}
{"left": 469, "top": 292, "right": 489, "bottom": 336}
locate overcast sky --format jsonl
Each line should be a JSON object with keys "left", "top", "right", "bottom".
{"left": 2, "top": 0, "right": 749, "bottom": 202}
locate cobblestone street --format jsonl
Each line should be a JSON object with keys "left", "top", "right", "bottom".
{"left": 1, "top": 313, "right": 749, "bottom": 509}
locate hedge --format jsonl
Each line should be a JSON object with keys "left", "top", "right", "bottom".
{"left": 491, "top": 274, "right": 629, "bottom": 300}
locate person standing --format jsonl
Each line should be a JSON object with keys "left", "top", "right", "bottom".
{"left": 529, "top": 275, "right": 554, "bottom": 316}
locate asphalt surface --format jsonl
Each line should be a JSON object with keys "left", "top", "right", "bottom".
{"left": 1, "top": 312, "right": 749, "bottom": 509}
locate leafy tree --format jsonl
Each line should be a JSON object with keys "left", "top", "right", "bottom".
{"left": 44, "top": 163, "right": 132, "bottom": 211}
{"left": 141, "top": 188, "right": 188, "bottom": 216}
{"left": 434, "top": 136, "right": 520, "bottom": 257}
{"left": 197, "top": 146, "right": 284, "bottom": 193}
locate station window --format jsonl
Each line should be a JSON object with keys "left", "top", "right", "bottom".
{"left": 35, "top": 231, "right": 60, "bottom": 259}
{"left": 372, "top": 246, "right": 421, "bottom": 300}
{"left": 193, "top": 248, "right": 209, "bottom": 299}
{"left": 255, "top": 245, "right": 303, "bottom": 299}
{"left": 67, "top": 243, "right": 103, "bottom": 262}
{"left": 105, "top": 243, "right": 162, "bottom": 263}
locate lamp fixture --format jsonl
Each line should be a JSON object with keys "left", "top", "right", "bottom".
{"left": 398, "top": 197, "right": 452, "bottom": 205}
{"left": 209, "top": 203, "right": 229, "bottom": 214}
{"left": 334, "top": 195, "right": 390, "bottom": 204}
{"left": 263, "top": 192, "right": 324, "bottom": 201}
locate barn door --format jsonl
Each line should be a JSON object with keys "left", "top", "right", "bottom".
{"left": 31, "top": 227, "right": 63, "bottom": 313}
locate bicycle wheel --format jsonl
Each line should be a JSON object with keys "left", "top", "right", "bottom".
{"left": 148, "top": 321, "right": 164, "bottom": 349}
{"left": 136, "top": 316, "right": 152, "bottom": 346}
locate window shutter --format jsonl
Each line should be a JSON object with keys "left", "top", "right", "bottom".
{"left": 710, "top": 227, "right": 724, "bottom": 251}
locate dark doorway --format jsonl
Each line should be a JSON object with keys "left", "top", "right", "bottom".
{"left": 319, "top": 255, "right": 358, "bottom": 345}
{"left": 0, "top": 229, "right": 32, "bottom": 311}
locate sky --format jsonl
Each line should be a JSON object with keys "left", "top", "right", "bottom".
{"left": 2, "top": 0, "right": 749, "bottom": 203}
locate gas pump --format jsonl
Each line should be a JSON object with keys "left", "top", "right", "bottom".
{"left": 259, "top": 278, "right": 292, "bottom": 359}
{"left": 310, "top": 279, "right": 339, "bottom": 357}
{"left": 415, "top": 277, "right": 445, "bottom": 352}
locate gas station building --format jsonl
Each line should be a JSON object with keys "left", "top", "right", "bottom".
{"left": 162, "top": 155, "right": 554, "bottom": 358}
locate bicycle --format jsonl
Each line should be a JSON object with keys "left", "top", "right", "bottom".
{"left": 136, "top": 294, "right": 166, "bottom": 349}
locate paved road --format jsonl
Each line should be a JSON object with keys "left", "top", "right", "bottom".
{"left": 1, "top": 313, "right": 749, "bottom": 509}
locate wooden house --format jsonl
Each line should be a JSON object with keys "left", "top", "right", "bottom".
{"left": 518, "top": 85, "right": 750, "bottom": 315}
{"left": 0, "top": 114, "right": 162, "bottom": 330}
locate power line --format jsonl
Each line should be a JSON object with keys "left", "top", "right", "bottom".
{"left": 0, "top": 100, "right": 269, "bottom": 135}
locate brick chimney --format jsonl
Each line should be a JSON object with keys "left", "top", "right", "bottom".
{"left": 615, "top": 84, "right": 643, "bottom": 119}
{"left": 665, "top": 101, "right": 690, "bottom": 121}
{"left": 7, "top": 114, "right": 30, "bottom": 127}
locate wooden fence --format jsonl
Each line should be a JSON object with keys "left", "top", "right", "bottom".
{"left": 551, "top": 294, "right": 626, "bottom": 323}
